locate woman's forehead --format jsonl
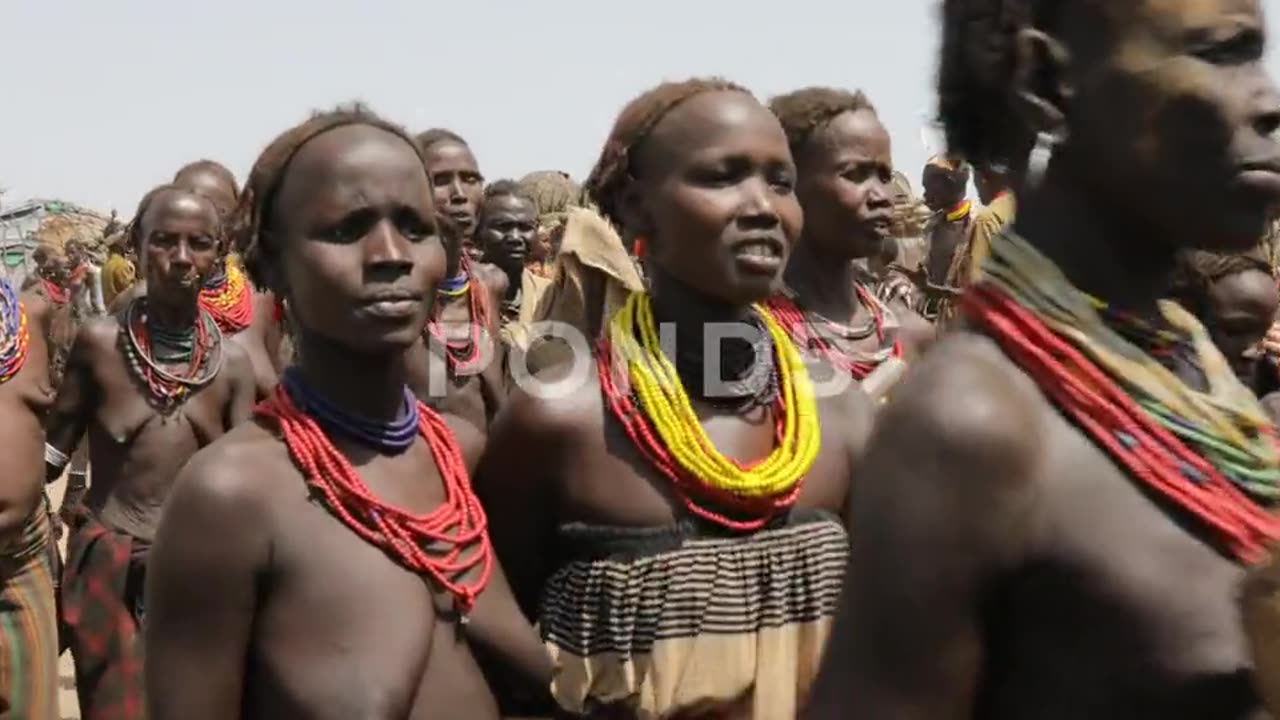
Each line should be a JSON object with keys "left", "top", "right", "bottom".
{"left": 279, "top": 127, "right": 429, "bottom": 209}
{"left": 644, "top": 91, "right": 785, "bottom": 167}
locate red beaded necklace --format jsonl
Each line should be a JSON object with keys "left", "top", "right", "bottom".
{"left": 42, "top": 279, "right": 70, "bottom": 305}
{"left": 963, "top": 284, "right": 1280, "bottom": 564}
{"left": 595, "top": 337, "right": 798, "bottom": 532}
{"left": 765, "top": 283, "right": 903, "bottom": 380}
{"left": 426, "top": 258, "right": 490, "bottom": 375}
{"left": 121, "top": 299, "right": 223, "bottom": 408}
{"left": 255, "top": 384, "right": 494, "bottom": 614}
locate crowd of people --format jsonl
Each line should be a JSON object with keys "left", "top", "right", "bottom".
{"left": 3, "top": 0, "right": 1280, "bottom": 717}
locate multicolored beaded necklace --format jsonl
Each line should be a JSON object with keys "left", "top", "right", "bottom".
{"left": 0, "top": 278, "right": 29, "bottom": 383}
{"left": 765, "top": 283, "right": 903, "bottom": 381}
{"left": 963, "top": 229, "right": 1280, "bottom": 564}
{"left": 597, "top": 291, "right": 821, "bottom": 531}
{"left": 255, "top": 372, "right": 493, "bottom": 615}
{"left": 426, "top": 257, "right": 489, "bottom": 375}
{"left": 120, "top": 297, "right": 223, "bottom": 410}
{"left": 198, "top": 256, "right": 254, "bottom": 334}
{"left": 280, "top": 367, "right": 419, "bottom": 452}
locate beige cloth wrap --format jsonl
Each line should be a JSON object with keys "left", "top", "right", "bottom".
{"left": 532, "top": 206, "right": 645, "bottom": 345}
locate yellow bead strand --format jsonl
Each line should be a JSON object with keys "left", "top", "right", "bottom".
{"left": 607, "top": 292, "right": 821, "bottom": 499}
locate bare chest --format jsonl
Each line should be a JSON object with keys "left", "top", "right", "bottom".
{"left": 986, "top": 415, "right": 1264, "bottom": 718}
{"left": 252, "top": 475, "right": 496, "bottom": 720}
{"left": 91, "top": 347, "right": 231, "bottom": 447}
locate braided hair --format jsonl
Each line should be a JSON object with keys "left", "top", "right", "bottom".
{"left": 937, "top": 0, "right": 1092, "bottom": 170}
{"left": 769, "top": 87, "right": 876, "bottom": 167}
{"left": 230, "top": 104, "right": 433, "bottom": 292}
{"left": 583, "top": 77, "right": 751, "bottom": 236}
{"left": 1170, "top": 243, "right": 1274, "bottom": 317}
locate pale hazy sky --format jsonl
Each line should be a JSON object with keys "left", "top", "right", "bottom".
{"left": 1, "top": 0, "right": 1278, "bottom": 214}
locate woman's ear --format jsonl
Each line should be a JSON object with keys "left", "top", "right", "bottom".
{"left": 1010, "top": 28, "right": 1074, "bottom": 143}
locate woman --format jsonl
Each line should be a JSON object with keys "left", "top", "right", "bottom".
{"left": 806, "top": 0, "right": 1280, "bottom": 716}
{"left": 476, "top": 78, "right": 874, "bottom": 719}
{"left": 766, "top": 87, "right": 932, "bottom": 398}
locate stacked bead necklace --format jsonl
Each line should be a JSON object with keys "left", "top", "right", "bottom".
{"left": 597, "top": 291, "right": 821, "bottom": 531}
{"left": 256, "top": 369, "right": 493, "bottom": 615}
{"left": 121, "top": 297, "right": 223, "bottom": 410}
{"left": 0, "top": 277, "right": 29, "bottom": 383}
{"left": 765, "top": 283, "right": 903, "bottom": 380}
{"left": 963, "top": 229, "right": 1280, "bottom": 564}
{"left": 199, "top": 256, "right": 254, "bottom": 334}
{"left": 426, "top": 257, "right": 489, "bottom": 375}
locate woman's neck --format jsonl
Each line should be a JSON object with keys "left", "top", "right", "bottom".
{"left": 1016, "top": 175, "right": 1174, "bottom": 319}
{"left": 647, "top": 268, "right": 767, "bottom": 401}
{"left": 295, "top": 331, "right": 411, "bottom": 423}
{"left": 146, "top": 295, "right": 198, "bottom": 330}
{"left": 784, "top": 239, "right": 858, "bottom": 320}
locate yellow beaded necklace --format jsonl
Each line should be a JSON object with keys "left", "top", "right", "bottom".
{"left": 606, "top": 291, "right": 821, "bottom": 499}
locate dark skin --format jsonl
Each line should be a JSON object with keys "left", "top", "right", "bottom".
{"left": 974, "top": 164, "right": 1011, "bottom": 205}
{"left": 922, "top": 162, "right": 971, "bottom": 283}
{"left": 1203, "top": 267, "right": 1279, "bottom": 384}
{"left": 425, "top": 140, "right": 486, "bottom": 263}
{"left": 411, "top": 141, "right": 509, "bottom": 431}
{"left": 475, "top": 91, "right": 874, "bottom": 627}
{"left": 805, "top": 0, "right": 1280, "bottom": 717}
{"left": 478, "top": 194, "right": 538, "bottom": 304}
{"left": 785, "top": 107, "right": 932, "bottom": 361}
{"left": 144, "top": 125, "right": 550, "bottom": 720}
{"left": 44, "top": 189, "right": 256, "bottom": 544}
{"left": 173, "top": 165, "right": 283, "bottom": 398}
{"left": 0, "top": 290, "right": 54, "bottom": 545}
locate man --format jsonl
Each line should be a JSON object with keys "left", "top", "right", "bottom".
{"left": 476, "top": 180, "right": 552, "bottom": 352}
{"left": 46, "top": 184, "right": 255, "bottom": 720}
{"left": 806, "top": 0, "right": 1280, "bottom": 717}
{"left": 920, "top": 153, "right": 971, "bottom": 286}
{"left": 0, "top": 269, "right": 60, "bottom": 718}
{"left": 945, "top": 161, "right": 1016, "bottom": 288}
{"left": 144, "top": 106, "right": 550, "bottom": 720}
{"left": 174, "top": 159, "right": 282, "bottom": 398}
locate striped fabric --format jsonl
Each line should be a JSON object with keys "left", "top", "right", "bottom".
{"left": 0, "top": 505, "right": 59, "bottom": 719}
{"left": 540, "top": 510, "right": 848, "bottom": 719}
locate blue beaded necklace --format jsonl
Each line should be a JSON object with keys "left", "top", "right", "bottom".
{"left": 281, "top": 367, "right": 419, "bottom": 453}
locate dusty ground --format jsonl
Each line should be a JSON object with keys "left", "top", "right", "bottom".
{"left": 46, "top": 474, "right": 80, "bottom": 720}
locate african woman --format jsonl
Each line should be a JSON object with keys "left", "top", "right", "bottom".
{"left": 144, "top": 106, "right": 550, "bottom": 720}
{"left": 806, "top": 0, "right": 1280, "bottom": 717}
{"left": 476, "top": 78, "right": 875, "bottom": 719}
{"left": 173, "top": 159, "right": 282, "bottom": 398}
{"left": 45, "top": 185, "right": 257, "bottom": 720}
{"left": 765, "top": 87, "right": 931, "bottom": 399}
{"left": 0, "top": 263, "right": 61, "bottom": 718}
{"left": 411, "top": 129, "right": 508, "bottom": 432}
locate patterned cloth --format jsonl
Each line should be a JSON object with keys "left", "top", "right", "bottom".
{"left": 61, "top": 506, "right": 146, "bottom": 720}
{"left": 0, "top": 504, "right": 59, "bottom": 719}
{"left": 540, "top": 510, "right": 847, "bottom": 719}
